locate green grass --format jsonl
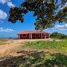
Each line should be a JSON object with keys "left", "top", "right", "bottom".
{"left": 23, "top": 40, "right": 67, "bottom": 52}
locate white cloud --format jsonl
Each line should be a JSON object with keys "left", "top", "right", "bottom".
{"left": 55, "top": 25, "right": 64, "bottom": 29}
{"left": 0, "top": 0, "right": 15, "bottom": 7}
{"left": 0, "top": 9, "right": 7, "bottom": 20}
{"left": 65, "top": 24, "right": 67, "bottom": 27}
{"left": 44, "top": 23, "right": 67, "bottom": 35}
{"left": 7, "top": 2, "right": 15, "bottom": 7}
{"left": 55, "top": 24, "right": 67, "bottom": 30}
{"left": 0, "top": 27, "right": 15, "bottom": 32}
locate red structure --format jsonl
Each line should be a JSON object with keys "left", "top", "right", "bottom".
{"left": 18, "top": 30, "right": 50, "bottom": 39}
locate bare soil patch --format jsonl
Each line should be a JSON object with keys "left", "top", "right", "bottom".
{"left": 0, "top": 39, "right": 64, "bottom": 58}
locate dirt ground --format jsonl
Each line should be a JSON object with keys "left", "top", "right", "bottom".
{"left": 0, "top": 39, "right": 61, "bottom": 58}
{"left": 0, "top": 39, "right": 25, "bottom": 58}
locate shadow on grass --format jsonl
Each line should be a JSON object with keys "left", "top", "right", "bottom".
{"left": 0, "top": 51, "right": 67, "bottom": 67}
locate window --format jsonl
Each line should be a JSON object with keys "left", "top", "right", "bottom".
{"left": 36, "top": 34, "right": 40, "bottom": 37}
{"left": 35, "top": 34, "right": 40, "bottom": 38}
{"left": 23, "top": 34, "right": 26, "bottom": 38}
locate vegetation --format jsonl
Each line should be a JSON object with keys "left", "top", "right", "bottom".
{"left": 0, "top": 39, "right": 67, "bottom": 67}
{"left": 0, "top": 39, "right": 9, "bottom": 45}
{"left": 23, "top": 40, "right": 67, "bottom": 51}
{"left": 8, "top": 0, "right": 67, "bottom": 30}
{"left": 0, "top": 51, "right": 67, "bottom": 67}
{"left": 50, "top": 32, "right": 67, "bottom": 39}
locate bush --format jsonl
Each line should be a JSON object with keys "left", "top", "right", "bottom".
{"left": 50, "top": 32, "right": 67, "bottom": 39}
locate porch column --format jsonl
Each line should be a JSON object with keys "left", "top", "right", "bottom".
{"left": 48, "top": 34, "right": 50, "bottom": 38}
{"left": 30, "top": 33, "right": 32, "bottom": 39}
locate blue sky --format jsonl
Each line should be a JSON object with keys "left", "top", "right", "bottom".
{"left": 0, "top": 0, "right": 67, "bottom": 38}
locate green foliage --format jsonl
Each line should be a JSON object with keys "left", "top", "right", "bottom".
{"left": 8, "top": 0, "right": 67, "bottom": 30}
{"left": 8, "top": 7, "right": 24, "bottom": 23}
{"left": 50, "top": 32, "right": 67, "bottom": 39}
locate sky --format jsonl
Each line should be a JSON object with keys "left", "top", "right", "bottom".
{"left": 0, "top": 0, "right": 67, "bottom": 38}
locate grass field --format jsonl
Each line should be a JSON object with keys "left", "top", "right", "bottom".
{"left": 0, "top": 39, "right": 67, "bottom": 67}
{"left": 0, "top": 39, "right": 8, "bottom": 45}
{"left": 23, "top": 39, "right": 67, "bottom": 53}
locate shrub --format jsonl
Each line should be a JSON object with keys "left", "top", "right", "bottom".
{"left": 50, "top": 32, "right": 67, "bottom": 39}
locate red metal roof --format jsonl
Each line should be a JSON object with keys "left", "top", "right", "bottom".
{"left": 18, "top": 30, "right": 49, "bottom": 34}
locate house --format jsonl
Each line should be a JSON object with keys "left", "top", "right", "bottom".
{"left": 18, "top": 30, "right": 50, "bottom": 39}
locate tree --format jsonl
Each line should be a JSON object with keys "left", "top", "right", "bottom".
{"left": 8, "top": 0, "right": 67, "bottom": 30}
{"left": 50, "top": 32, "right": 67, "bottom": 39}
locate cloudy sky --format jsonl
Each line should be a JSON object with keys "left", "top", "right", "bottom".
{"left": 0, "top": 0, "right": 67, "bottom": 38}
